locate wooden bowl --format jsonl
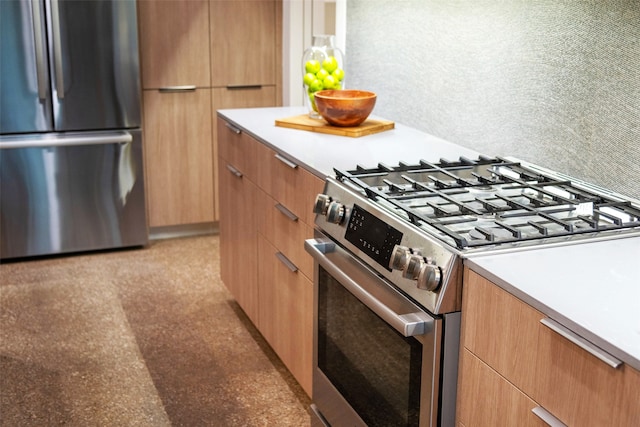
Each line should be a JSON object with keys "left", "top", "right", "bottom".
{"left": 314, "top": 90, "right": 377, "bottom": 127}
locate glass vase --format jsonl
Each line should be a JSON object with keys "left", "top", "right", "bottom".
{"left": 302, "top": 35, "right": 345, "bottom": 119}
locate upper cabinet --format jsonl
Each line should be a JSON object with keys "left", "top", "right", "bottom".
{"left": 210, "top": 0, "right": 278, "bottom": 87}
{"left": 138, "top": 1, "right": 211, "bottom": 89}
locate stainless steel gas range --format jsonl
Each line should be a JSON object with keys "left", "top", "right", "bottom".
{"left": 305, "top": 155, "right": 640, "bottom": 427}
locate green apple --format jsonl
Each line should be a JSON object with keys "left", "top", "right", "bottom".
{"left": 323, "top": 75, "right": 337, "bottom": 90}
{"left": 315, "top": 68, "right": 329, "bottom": 81}
{"left": 305, "top": 59, "right": 321, "bottom": 74}
{"left": 331, "top": 67, "right": 345, "bottom": 82}
{"left": 308, "top": 78, "right": 324, "bottom": 93}
{"left": 322, "top": 56, "right": 339, "bottom": 73}
{"left": 303, "top": 72, "right": 316, "bottom": 86}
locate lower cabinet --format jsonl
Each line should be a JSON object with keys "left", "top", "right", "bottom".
{"left": 218, "top": 147, "right": 259, "bottom": 325}
{"left": 257, "top": 235, "right": 313, "bottom": 394}
{"left": 217, "top": 116, "right": 323, "bottom": 397}
{"left": 457, "top": 349, "right": 545, "bottom": 427}
{"left": 457, "top": 268, "right": 640, "bottom": 426}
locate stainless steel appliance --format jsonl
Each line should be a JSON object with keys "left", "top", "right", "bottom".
{"left": 306, "top": 155, "right": 640, "bottom": 426}
{"left": 1, "top": 0, "right": 146, "bottom": 259}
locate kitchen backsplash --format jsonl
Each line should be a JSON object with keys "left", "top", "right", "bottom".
{"left": 345, "top": 0, "right": 640, "bottom": 200}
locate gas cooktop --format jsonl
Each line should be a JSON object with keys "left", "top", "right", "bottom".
{"left": 333, "top": 155, "right": 640, "bottom": 253}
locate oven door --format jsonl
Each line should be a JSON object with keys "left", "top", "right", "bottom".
{"left": 305, "top": 237, "right": 448, "bottom": 427}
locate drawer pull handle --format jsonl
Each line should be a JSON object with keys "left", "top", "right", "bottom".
{"left": 275, "top": 203, "right": 298, "bottom": 222}
{"left": 275, "top": 252, "right": 298, "bottom": 273}
{"left": 531, "top": 406, "right": 567, "bottom": 427}
{"left": 225, "top": 164, "right": 243, "bottom": 178}
{"left": 274, "top": 153, "right": 298, "bottom": 169}
{"left": 540, "top": 318, "right": 622, "bottom": 369}
{"left": 224, "top": 122, "right": 242, "bottom": 135}
{"left": 226, "top": 84, "right": 263, "bottom": 90}
{"left": 158, "top": 85, "right": 197, "bottom": 92}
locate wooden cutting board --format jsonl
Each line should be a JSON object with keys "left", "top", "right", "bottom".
{"left": 275, "top": 114, "right": 395, "bottom": 138}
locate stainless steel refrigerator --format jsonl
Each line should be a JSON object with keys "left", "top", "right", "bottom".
{"left": 0, "top": 0, "right": 147, "bottom": 259}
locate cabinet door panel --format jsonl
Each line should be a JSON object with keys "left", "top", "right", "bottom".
{"left": 257, "top": 190, "right": 315, "bottom": 280}
{"left": 256, "top": 143, "right": 325, "bottom": 226}
{"left": 456, "top": 349, "right": 546, "bottom": 427}
{"left": 212, "top": 86, "right": 277, "bottom": 219}
{"left": 218, "top": 154, "right": 259, "bottom": 325}
{"left": 257, "top": 235, "right": 313, "bottom": 396}
{"left": 210, "top": 0, "right": 277, "bottom": 86}
{"left": 461, "top": 268, "right": 540, "bottom": 393}
{"left": 461, "top": 269, "right": 640, "bottom": 427}
{"left": 535, "top": 323, "right": 640, "bottom": 426}
{"left": 143, "top": 89, "right": 214, "bottom": 226}
{"left": 138, "top": 0, "right": 210, "bottom": 88}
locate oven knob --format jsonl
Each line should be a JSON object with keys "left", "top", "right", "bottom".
{"left": 402, "top": 254, "right": 424, "bottom": 280}
{"left": 314, "top": 194, "right": 331, "bottom": 215}
{"left": 417, "top": 264, "right": 442, "bottom": 291}
{"left": 389, "top": 245, "right": 410, "bottom": 270}
{"left": 326, "top": 201, "right": 345, "bottom": 224}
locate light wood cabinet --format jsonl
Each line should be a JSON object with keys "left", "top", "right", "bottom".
{"left": 217, "top": 116, "right": 323, "bottom": 397}
{"left": 457, "top": 349, "right": 545, "bottom": 427}
{"left": 210, "top": 0, "right": 278, "bottom": 87}
{"left": 138, "top": 0, "right": 282, "bottom": 228}
{"left": 257, "top": 190, "right": 315, "bottom": 279}
{"left": 457, "top": 268, "right": 640, "bottom": 426}
{"left": 138, "top": 0, "right": 211, "bottom": 89}
{"left": 257, "top": 235, "right": 314, "bottom": 394}
{"left": 211, "top": 86, "right": 277, "bottom": 220}
{"left": 217, "top": 118, "right": 259, "bottom": 325}
{"left": 143, "top": 89, "right": 214, "bottom": 227}
{"left": 256, "top": 142, "right": 323, "bottom": 226}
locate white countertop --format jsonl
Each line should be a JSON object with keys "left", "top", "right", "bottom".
{"left": 218, "top": 106, "right": 480, "bottom": 178}
{"left": 218, "top": 106, "right": 640, "bottom": 371}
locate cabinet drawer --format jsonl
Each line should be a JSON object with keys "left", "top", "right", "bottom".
{"left": 217, "top": 118, "right": 257, "bottom": 182}
{"left": 456, "top": 349, "right": 546, "bottom": 427}
{"left": 462, "top": 269, "right": 640, "bottom": 426}
{"left": 257, "top": 236, "right": 313, "bottom": 396}
{"left": 256, "top": 143, "right": 324, "bottom": 225}
{"left": 257, "top": 190, "right": 315, "bottom": 280}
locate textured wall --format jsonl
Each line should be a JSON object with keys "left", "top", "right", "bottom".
{"left": 346, "top": 0, "right": 640, "bottom": 200}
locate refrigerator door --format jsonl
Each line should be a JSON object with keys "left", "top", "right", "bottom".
{"left": 0, "top": 130, "right": 148, "bottom": 259}
{"left": 0, "top": 0, "right": 53, "bottom": 134}
{"left": 49, "top": 0, "right": 141, "bottom": 131}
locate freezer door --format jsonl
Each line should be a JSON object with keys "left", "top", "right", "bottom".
{"left": 0, "top": 0, "right": 53, "bottom": 134}
{"left": 49, "top": 0, "right": 141, "bottom": 131}
{"left": 0, "top": 130, "right": 148, "bottom": 259}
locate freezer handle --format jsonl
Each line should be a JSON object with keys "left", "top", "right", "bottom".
{"left": 50, "top": 0, "right": 64, "bottom": 99}
{"left": 0, "top": 132, "right": 133, "bottom": 149}
{"left": 31, "top": 0, "right": 48, "bottom": 100}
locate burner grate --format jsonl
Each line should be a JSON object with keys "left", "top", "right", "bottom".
{"left": 335, "top": 156, "right": 640, "bottom": 250}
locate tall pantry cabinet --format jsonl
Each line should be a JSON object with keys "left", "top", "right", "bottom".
{"left": 137, "top": 0, "right": 282, "bottom": 228}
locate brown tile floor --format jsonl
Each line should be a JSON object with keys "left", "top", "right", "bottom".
{"left": 0, "top": 235, "right": 311, "bottom": 426}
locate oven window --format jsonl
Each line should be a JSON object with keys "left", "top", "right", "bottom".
{"left": 318, "top": 267, "right": 422, "bottom": 427}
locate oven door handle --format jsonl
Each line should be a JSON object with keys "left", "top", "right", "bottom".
{"left": 305, "top": 239, "right": 434, "bottom": 337}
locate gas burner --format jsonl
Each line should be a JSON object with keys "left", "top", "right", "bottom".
{"left": 334, "top": 156, "right": 640, "bottom": 251}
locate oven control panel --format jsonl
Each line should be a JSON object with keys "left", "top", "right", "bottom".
{"left": 344, "top": 204, "right": 403, "bottom": 270}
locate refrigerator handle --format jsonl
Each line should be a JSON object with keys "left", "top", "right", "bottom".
{"left": 0, "top": 132, "right": 133, "bottom": 149}
{"left": 50, "top": 0, "right": 65, "bottom": 99}
{"left": 31, "top": 0, "right": 48, "bottom": 100}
